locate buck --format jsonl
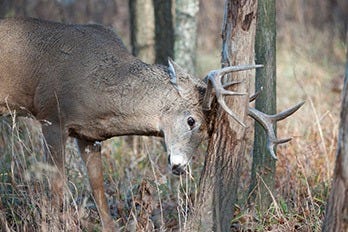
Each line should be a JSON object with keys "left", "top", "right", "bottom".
{"left": 0, "top": 18, "right": 303, "bottom": 230}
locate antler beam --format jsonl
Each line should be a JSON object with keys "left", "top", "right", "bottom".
{"left": 202, "top": 64, "right": 304, "bottom": 159}
{"left": 202, "top": 64, "right": 263, "bottom": 127}
{"left": 248, "top": 101, "right": 305, "bottom": 159}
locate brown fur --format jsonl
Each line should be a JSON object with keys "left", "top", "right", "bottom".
{"left": 0, "top": 17, "right": 207, "bottom": 230}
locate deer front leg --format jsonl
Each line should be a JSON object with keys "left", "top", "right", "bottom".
{"left": 42, "top": 123, "right": 67, "bottom": 206}
{"left": 77, "top": 139, "right": 115, "bottom": 231}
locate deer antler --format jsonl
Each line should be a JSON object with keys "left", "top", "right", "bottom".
{"left": 203, "top": 65, "right": 304, "bottom": 158}
{"left": 203, "top": 64, "right": 263, "bottom": 127}
{"left": 248, "top": 101, "right": 305, "bottom": 159}
{"left": 249, "top": 86, "right": 263, "bottom": 102}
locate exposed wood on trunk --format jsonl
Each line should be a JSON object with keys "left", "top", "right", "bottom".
{"left": 185, "top": 1, "right": 257, "bottom": 231}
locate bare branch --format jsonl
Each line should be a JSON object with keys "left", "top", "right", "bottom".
{"left": 248, "top": 101, "right": 305, "bottom": 159}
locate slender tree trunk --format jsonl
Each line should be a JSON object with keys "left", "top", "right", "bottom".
{"left": 129, "top": 0, "right": 155, "bottom": 63}
{"left": 249, "top": 0, "right": 276, "bottom": 210}
{"left": 185, "top": 1, "right": 257, "bottom": 231}
{"left": 153, "top": 0, "right": 174, "bottom": 65}
{"left": 174, "top": 0, "right": 199, "bottom": 75}
{"left": 322, "top": 40, "right": 348, "bottom": 232}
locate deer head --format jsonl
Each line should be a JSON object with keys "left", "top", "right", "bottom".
{"left": 160, "top": 59, "right": 208, "bottom": 175}
{"left": 163, "top": 59, "right": 303, "bottom": 175}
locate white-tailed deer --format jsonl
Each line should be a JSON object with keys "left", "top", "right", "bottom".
{"left": 0, "top": 18, "right": 303, "bottom": 230}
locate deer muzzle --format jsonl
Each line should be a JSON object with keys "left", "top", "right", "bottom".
{"left": 168, "top": 154, "right": 187, "bottom": 175}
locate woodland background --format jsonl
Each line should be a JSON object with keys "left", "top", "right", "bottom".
{"left": 0, "top": 0, "right": 347, "bottom": 231}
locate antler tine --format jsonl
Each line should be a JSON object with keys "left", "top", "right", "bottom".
{"left": 249, "top": 86, "right": 263, "bottom": 102}
{"left": 209, "top": 70, "right": 247, "bottom": 127}
{"left": 217, "top": 94, "right": 246, "bottom": 127}
{"left": 269, "top": 101, "right": 305, "bottom": 122}
{"left": 248, "top": 101, "right": 304, "bottom": 159}
{"left": 222, "top": 80, "right": 242, "bottom": 89}
{"left": 219, "top": 64, "right": 264, "bottom": 76}
{"left": 202, "top": 64, "right": 263, "bottom": 127}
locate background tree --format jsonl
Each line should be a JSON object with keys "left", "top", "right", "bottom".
{"left": 249, "top": 0, "right": 277, "bottom": 210}
{"left": 153, "top": 0, "right": 174, "bottom": 65}
{"left": 174, "top": 0, "right": 199, "bottom": 74}
{"left": 0, "top": 0, "right": 25, "bottom": 18}
{"left": 129, "top": 0, "right": 155, "bottom": 63}
{"left": 322, "top": 39, "right": 348, "bottom": 232}
{"left": 186, "top": 1, "right": 258, "bottom": 231}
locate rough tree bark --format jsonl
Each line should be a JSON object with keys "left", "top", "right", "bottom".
{"left": 153, "top": 0, "right": 174, "bottom": 65}
{"left": 185, "top": 1, "right": 258, "bottom": 231}
{"left": 322, "top": 40, "right": 348, "bottom": 232}
{"left": 174, "top": 0, "right": 199, "bottom": 74}
{"left": 249, "top": 0, "right": 276, "bottom": 210}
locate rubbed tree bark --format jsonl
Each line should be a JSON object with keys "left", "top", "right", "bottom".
{"left": 129, "top": 0, "right": 155, "bottom": 63}
{"left": 185, "top": 1, "right": 257, "bottom": 231}
{"left": 322, "top": 42, "right": 348, "bottom": 232}
{"left": 249, "top": 0, "right": 276, "bottom": 210}
{"left": 174, "top": 0, "right": 199, "bottom": 75}
{"left": 153, "top": 0, "right": 174, "bottom": 65}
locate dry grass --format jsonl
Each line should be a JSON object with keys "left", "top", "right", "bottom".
{"left": 0, "top": 114, "right": 204, "bottom": 231}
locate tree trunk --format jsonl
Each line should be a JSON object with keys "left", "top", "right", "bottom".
{"left": 0, "top": 0, "right": 26, "bottom": 18}
{"left": 153, "top": 0, "right": 174, "bottom": 65}
{"left": 129, "top": 0, "right": 155, "bottom": 63}
{"left": 249, "top": 0, "right": 276, "bottom": 211}
{"left": 174, "top": 0, "right": 199, "bottom": 75}
{"left": 185, "top": 1, "right": 257, "bottom": 231}
{"left": 322, "top": 40, "right": 348, "bottom": 232}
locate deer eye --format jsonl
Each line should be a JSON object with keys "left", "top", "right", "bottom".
{"left": 187, "top": 117, "right": 196, "bottom": 128}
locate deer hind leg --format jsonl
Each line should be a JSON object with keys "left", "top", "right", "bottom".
{"left": 77, "top": 139, "right": 115, "bottom": 231}
{"left": 41, "top": 123, "right": 67, "bottom": 206}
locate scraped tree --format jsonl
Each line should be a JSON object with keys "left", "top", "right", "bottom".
{"left": 185, "top": 1, "right": 258, "bottom": 231}
{"left": 322, "top": 41, "right": 348, "bottom": 232}
{"left": 174, "top": 0, "right": 199, "bottom": 74}
{"left": 249, "top": 0, "right": 277, "bottom": 210}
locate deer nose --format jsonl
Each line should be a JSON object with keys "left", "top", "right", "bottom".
{"left": 171, "top": 164, "right": 186, "bottom": 176}
{"left": 168, "top": 154, "right": 187, "bottom": 175}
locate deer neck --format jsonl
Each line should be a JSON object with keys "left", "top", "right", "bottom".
{"left": 72, "top": 60, "right": 179, "bottom": 141}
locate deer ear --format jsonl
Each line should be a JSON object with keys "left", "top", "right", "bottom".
{"left": 167, "top": 57, "right": 177, "bottom": 86}
{"left": 168, "top": 58, "right": 183, "bottom": 94}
